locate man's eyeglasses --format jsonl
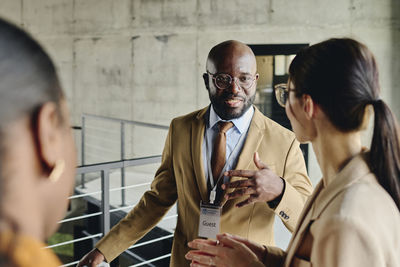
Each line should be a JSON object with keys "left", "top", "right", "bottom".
{"left": 274, "top": 83, "right": 296, "bottom": 107}
{"left": 207, "top": 71, "right": 257, "bottom": 91}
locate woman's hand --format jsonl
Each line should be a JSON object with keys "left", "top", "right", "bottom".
{"left": 185, "top": 234, "right": 266, "bottom": 267}
{"left": 222, "top": 152, "right": 284, "bottom": 207}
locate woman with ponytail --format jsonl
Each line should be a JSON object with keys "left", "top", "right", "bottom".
{"left": 186, "top": 38, "right": 400, "bottom": 267}
{"left": 0, "top": 18, "right": 76, "bottom": 266}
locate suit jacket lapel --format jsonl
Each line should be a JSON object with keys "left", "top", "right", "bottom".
{"left": 221, "top": 106, "right": 264, "bottom": 206}
{"left": 285, "top": 153, "right": 371, "bottom": 266}
{"left": 191, "top": 107, "right": 209, "bottom": 202}
{"left": 284, "top": 182, "right": 323, "bottom": 266}
{"left": 234, "top": 107, "right": 264, "bottom": 171}
{"left": 310, "top": 154, "right": 371, "bottom": 220}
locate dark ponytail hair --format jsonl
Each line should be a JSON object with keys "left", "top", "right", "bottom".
{"left": 370, "top": 100, "right": 400, "bottom": 210}
{"left": 289, "top": 38, "right": 400, "bottom": 211}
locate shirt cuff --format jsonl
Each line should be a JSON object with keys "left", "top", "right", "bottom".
{"left": 267, "top": 177, "right": 285, "bottom": 209}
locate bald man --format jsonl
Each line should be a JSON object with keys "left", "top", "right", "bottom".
{"left": 77, "top": 40, "right": 313, "bottom": 267}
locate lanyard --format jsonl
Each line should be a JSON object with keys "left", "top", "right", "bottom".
{"left": 205, "top": 125, "right": 246, "bottom": 204}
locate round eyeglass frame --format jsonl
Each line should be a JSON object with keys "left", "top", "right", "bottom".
{"left": 206, "top": 71, "right": 258, "bottom": 91}
{"left": 274, "top": 83, "right": 296, "bottom": 107}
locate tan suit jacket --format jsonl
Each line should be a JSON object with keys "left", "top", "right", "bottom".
{"left": 96, "top": 106, "right": 312, "bottom": 266}
{"left": 257, "top": 153, "right": 400, "bottom": 267}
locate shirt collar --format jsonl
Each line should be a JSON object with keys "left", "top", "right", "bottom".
{"left": 208, "top": 105, "right": 254, "bottom": 134}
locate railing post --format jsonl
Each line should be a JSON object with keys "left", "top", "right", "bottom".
{"left": 81, "top": 115, "right": 86, "bottom": 188}
{"left": 101, "top": 169, "right": 110, "bottom": 235}
{"left": 120, "top": 121, "right": 126, "bottom": 206}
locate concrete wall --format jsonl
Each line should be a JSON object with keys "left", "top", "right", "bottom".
{"left": 0, "top": 0, "right": 399, "bottom": 181}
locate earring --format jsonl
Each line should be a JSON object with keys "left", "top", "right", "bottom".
{"left": 49, "top": 159, "right": 65, "bottom": 183}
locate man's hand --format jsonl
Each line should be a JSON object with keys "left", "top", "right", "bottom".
{"left": 222, "top": 152, "right": 284, "bottom": 207}
{"left": 76, "top": 248, "right": 106, "bottom": 267}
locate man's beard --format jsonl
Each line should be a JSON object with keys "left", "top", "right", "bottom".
{"left": 209, "top": 92, "right": 255, "bottom": 120}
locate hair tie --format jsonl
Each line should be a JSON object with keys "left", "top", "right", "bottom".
{"left": 371, "top": 98, "right": 382, "bottom": 106}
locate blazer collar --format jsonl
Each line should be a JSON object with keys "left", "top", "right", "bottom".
{"left": 285, "top": 153, "right": 372, "bottom": 266}
{"left": 192, "top": 106, "right": 209, "bottom": 202}
{"left": 234, "top": 106, "right": 265, "bottom": 170}
{"left": 284, "top": 181, "right": 323, "bottom": 266}
{"left": 311, "top": 152, "right": 372, "bottom": 220}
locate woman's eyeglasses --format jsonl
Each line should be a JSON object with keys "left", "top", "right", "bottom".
{"left": 274, "top": 83, "right": 295, "bottom": 107}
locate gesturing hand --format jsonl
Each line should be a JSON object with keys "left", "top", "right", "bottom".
{"left": 185, "top": 234, "right": 264, "bottom": 267}
{"left": 222, "top": 152, "right": 284, "bottom": 207}
{"left": 76, "top": 248, "right": 105, "bottom": 267}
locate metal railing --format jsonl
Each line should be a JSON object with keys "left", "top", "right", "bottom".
{"left": 51, "top": 114, "right": 173, "bottom": 267}
{"left": 76, "top": 156, "right": 164, "bottom": 234}
{"left": 47, "top": 155, "right": 177, "bottom": 267}
{"left": 80, "top": 114, "right": 169, "bottom": 206}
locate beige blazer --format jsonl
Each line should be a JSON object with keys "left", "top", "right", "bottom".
{"left": 96, "top": 106, "right": 313, "bottom": 266}
{"left": 258, "top": 153, "right": 400, "bottom": 267}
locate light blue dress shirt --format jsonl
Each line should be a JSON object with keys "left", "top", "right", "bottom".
{"left": 202, "top": 105, "right": 255, "bottom": 188}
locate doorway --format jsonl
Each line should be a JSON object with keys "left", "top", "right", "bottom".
{"left": 249, "top": 44, "right": 309, "bottom": 167}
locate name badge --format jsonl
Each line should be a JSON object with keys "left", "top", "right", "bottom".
{"left": 198, "top": 201, "right": 221, "bottom": 239}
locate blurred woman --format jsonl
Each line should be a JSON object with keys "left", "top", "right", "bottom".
{"left": 0, "top": 18, "right": 76, "bottom": 266}
{"left": 185, "top": 38, "right": 400, "bottom": 267}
